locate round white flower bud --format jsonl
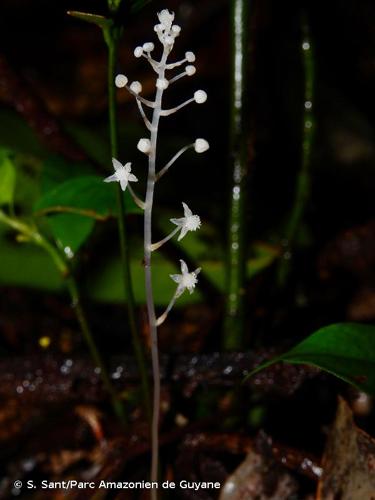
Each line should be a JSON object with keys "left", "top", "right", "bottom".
{"left": 115, "top": 74, "right": 128, "bottom": 88}
{"left": 194, "top": 90, "right": 207, "bottom": 104}
{"left": 172, "top": 25, "right": 181, "bottom": 35}
{"left": 130, "top": 81, "right": 142, "bottom": 94}
{"left": 185, "top": 65, "right": 196, "bottom": 76}
{"left": 185, "top": 51, "right": 196, "bottom": 63}
{"left": 154, "top": 24, "right": 163, "bottom": 33}
{"left": 137, "top": 138, "right": 151, "bottom": 154}
{"left": 134, "top": 46, "right": 143, "bottom": 58}
{"left": 194, "top": 139, "right": 210, "bottom": 153}
{"left": 156, "top": 78, "right": 169, "bottom": 90}
{"left": 143, "top": 42, "right": 154, "bottom": 52}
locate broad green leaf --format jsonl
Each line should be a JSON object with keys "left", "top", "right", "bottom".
{"left": 34, "top": 175, "right": 140, "bottom": 220}
{"left": 247, "top": 323, "right": 375, "bottom": 395}
{"left": 0, "top": 225, "right": 61, "bottom": 290}
{"left": 41, "top": 155, "right": 94, "bottom": 193}
{"left": 48, "top": 214, "right": 95, "bottom": 254}
{"left": 0, "top": 109, "right": 47, "bottom": 157}
{"left": 0, "top": 150, "right": 16, "bottom": 206}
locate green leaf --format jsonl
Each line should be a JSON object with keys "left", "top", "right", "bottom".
{"left": 0, "top": 109, "right": 48, "bottom": 157}
{"left": 41, "top": 155, "right": 94, "bottom": 193}
{"left": 63, "top": 123, "right": 110, "bottom": 167}
{"left": 34, "top": 175, "right": 140, "bottom": 220}
{"left": 48, "top": 214, "right": 95, "bottom": 254}
{"left": 67, "top": 11, "right": 112, "bottom": 30}
{"left": 247, "top": 323, "right": 375, "bottom": 395}
{"left": 0, "top": 150, "right": 16, "bottom": 206}
{"left": 248, "top": 243, "right": 280, "bottom": 279}
{"left": 108, "top": 0, "right": 123, "bottom": 13}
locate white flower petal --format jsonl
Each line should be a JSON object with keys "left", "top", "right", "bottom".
{"left": 182, "top": 202, "right": 192, "bottom": 217}
{"left": 194, "top": 267, "right": 201, "bottom": 276}
{"left": 180, "top": 260, "right": 189, "bottom": 274}
{"left": 170, "top": 217, "right": 185, "bottom": 227}
{"left": 170, "top": 274, "right": 181, "bottom": 284}
{"left": 120, "top": 179, "right": 128, "bottom": 191}
{"left": 104, "top": 173, "right": 118, "bottom": 183}
{"left": 112, "top": 158, "right": 123, "bottom": 171}
{"left": 178, "top": 225, "right": 189, "bottom": 241}
{"left": 128, "top": 173, "right": 138, "bottom": 182}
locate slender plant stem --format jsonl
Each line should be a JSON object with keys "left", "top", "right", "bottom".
{"left": 145, "top": 46, "right": 168, "bottom": 498}
{"left": 223, "top": 0, "right": 249, "bottom": 350}
{"left": 0, "top": 210, "right": 125, "bottom": 421}
{"left": 156, "top": 290, "right": 178, "bottom": 327}
{"left": 150, "top": 226, "right": 179, "bottom": 251}
{"left": 107, "top": 31, "right": 151, "bottom": 420}
{"left": 156, "top": 144, "right": 194, "bottom": 181}
{"left": 277, "top": 12, "right": 315, "bottom": 286}
{"left": 66, "top": 276, "right": 126, "bottom": 422}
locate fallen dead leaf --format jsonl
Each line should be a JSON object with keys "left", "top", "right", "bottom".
{"left": 219, "top": 434, "right": 298, "bottom": 500}
{"left": 317, "top": 397, "right": 375, "bottom": 500}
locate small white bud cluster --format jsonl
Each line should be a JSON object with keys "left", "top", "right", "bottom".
{"left": 134, "top": 42, "right": 155, "bottom": 58}
{"left": 130, "top": 81, "right": 142, "bottom": 94}
{"left": 154, "top": 9, "right": 181, "bottom": 49}
{"left": 194, "top": 90, "right": 207, "bottom": 104}
{"left": 114, "top": 74, "right": 144, "bottom": 97}
{"left": 185, "top": 51, "right": 196, "bottom": 63}
{"left": 156, "top": 78, "right": 169, "bottom": 90}
{"left": 115, "top": 74, "right": 128, "bottom": 88}
{"left": 143, "top": 42, "right": 154, "bottom": 52}
{"left": 194, "top": 139, "right": 210, "bottom": 153}
{"left": 137, "top": 138, "right": 152, "bottom": 154}
{"left": 185, "top": 65, "right": 196, "bottom": 76}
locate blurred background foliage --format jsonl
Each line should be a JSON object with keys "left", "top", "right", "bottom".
{"left": 0, "top": 1, "right": 375, "bottom": 496}
{"left": 0, "top": 0, "right": 374, "bottom": 331}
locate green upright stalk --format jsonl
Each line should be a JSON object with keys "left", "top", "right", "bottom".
{"left": 107, "top": 30, "right": 151, "bottom": 420}
{"left": 277, "top": 13, "right": 315, "bottom": 286}
{"left": 66, "top": 276, "right": 126, "bottom": 422}
{"left": 0, "top": 210, "right": 125, "bottom": 421}
{"left": 223, "top": 0, "right": 249, "bottom": 350}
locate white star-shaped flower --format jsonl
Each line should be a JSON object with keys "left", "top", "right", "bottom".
{"left": 170, "top": 202, "right": 201, "bottom": 241}
{"left": 104, "top": 158, "right": 138, "bottom": 192}
{"left": 170, "top": 260, "right": 201, "bottom": 297}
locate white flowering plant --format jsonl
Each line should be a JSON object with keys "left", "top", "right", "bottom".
{"left": 104, "top": 8, "right": 209, "bottom": 490}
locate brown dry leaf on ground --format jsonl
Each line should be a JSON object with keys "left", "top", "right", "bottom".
{"left": 219, "top": 434, "right": 298, "bottom": 500}
{"left": 317, "top": 397, "right": 375, "bottom": 500}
